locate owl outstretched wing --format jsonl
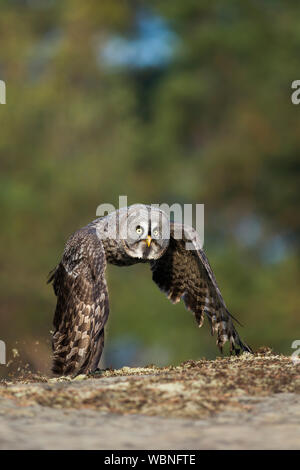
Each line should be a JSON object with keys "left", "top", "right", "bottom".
{"left": 48, "top": 226, "right": 109, "bottom": 376}
{"left": 151, "top": 223, "right": 252, "bottom": 354}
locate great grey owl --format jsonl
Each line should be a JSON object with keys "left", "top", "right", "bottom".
{"left": 48, "top": 204, "right": 252, "bottom": 376}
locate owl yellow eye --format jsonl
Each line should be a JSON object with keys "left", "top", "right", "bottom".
{"left": 153, "top": 229, "right": 159, "bottom": 237}
{"left": 136, "top": 226, "right": 143, "bottom": 235}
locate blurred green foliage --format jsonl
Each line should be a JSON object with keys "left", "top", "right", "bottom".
{"left": 0, "top": 0, "right": 299, "bottom": 376}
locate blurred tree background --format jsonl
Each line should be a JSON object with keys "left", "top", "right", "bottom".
{"left": 0, "top": 0, "right": 299, "bottom": 378}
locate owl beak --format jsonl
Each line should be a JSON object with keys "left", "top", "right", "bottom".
{"left": 146, "top": 235, "right": 152, "bottom": 247}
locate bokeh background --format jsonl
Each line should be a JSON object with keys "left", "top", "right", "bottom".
{"left": 0, "top": 0, "right": 299, "bottom": 378}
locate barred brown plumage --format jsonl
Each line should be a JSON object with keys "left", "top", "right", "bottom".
{"left": 48, "top": 204, "right": 252, "bottom": 376}
{"left": 151, "top": 223, "right": 252, "bottom": 355}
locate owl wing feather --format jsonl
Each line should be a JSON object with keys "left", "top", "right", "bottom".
{"left": 48, "top": 226, "right": 109, "bottom": 376}
{"left": 151, "top": 222, "right": 252, "bottom": 354}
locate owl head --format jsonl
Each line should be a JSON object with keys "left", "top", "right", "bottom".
{"left": 120, "top": 204, "right": 170, "bottom": 260}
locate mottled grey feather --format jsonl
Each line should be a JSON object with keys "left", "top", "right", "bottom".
{"left": 48, "top": 225, "right": 109, "bottom": 376}
{"left": 150, "top": 222, "right": 252, "bottom": 354}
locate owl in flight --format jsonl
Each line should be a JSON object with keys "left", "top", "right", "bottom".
{"left": 48, "top": 204, "right": 252, "bottom": 376}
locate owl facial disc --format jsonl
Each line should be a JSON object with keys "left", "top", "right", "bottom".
{"left": 120, "top": 204, "right": 170, "bottom": 260}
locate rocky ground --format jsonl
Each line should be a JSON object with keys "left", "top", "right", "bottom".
{"left": 0, "top": 350, "right": 299, "bottom": 449}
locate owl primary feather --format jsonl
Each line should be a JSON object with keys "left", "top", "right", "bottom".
{"left": 48, "top": 204, "right": 252, "bottom": 376}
